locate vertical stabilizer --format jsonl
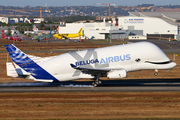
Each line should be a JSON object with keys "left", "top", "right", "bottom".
{"left": 33, "top": 25, "right": 38, "bottom": 31}
{"left": 77, "top": 28, "right": 83, "bottom": 35}
{"left": 4, "top": 44, "right": 58, "bottom": 82}
{"left": 49, "top": 29, "right": 52, "bottom": 36}
{"left": 2, "top": 30, "right": 6, "bottom": 38}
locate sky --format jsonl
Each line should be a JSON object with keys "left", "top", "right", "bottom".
{"left": 1, "top": 0, "right": 180, "bottom": 7}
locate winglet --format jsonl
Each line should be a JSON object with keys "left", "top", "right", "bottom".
{"left": 70, "top": 64, "right": 76, "bottom": 68}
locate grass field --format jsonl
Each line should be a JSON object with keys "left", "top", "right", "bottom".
{"left": 0, "top": 92, "right": 180, "bottom": 119}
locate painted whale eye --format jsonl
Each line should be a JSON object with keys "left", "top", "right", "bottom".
{"left": 135, "top": 58, "right": 141, "bottom": 62}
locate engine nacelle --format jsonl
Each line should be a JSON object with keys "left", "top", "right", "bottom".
{"left": 107, "top": 70, "right": 127, "bottom": 79}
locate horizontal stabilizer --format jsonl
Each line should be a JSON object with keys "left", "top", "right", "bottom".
{"left": 15, "top": 68, "right": 30, "bottom": 76}
{"left": 6, "top": 62, "right": 18, "bottom": 77}
{"left": 6, "top": 62, "right": 30, "bottom": 78}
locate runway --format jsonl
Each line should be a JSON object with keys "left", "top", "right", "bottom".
{"left": 0, "top": 78, "right": 180, "bottom": 92}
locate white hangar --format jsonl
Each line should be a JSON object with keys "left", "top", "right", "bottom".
{"left": 118, "top": 12, "right": 180, "bottom": 39}
{"left": 57, "top": 12, "right": 180, "bottom": 40}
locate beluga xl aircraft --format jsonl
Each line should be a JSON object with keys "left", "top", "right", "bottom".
{"left": 4, "top": 42, "right": 176, "bottom": 87}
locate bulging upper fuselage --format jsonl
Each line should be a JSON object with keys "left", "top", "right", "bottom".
{"left": 36, "top": 42, "right": 176, "bottom": 81}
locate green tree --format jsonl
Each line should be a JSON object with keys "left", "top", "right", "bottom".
{"left": 7, "top": 28, "right": 11, "bottom": 36}
{"left": 27, "top": 34, "right": 31, "bottom": 37}
{"left": 39, "top": 23, "right": 45, "bottom": 29}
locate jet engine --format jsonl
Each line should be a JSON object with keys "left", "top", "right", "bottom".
{"left": 107, "top": 70, "right": 127, "bottom": 79}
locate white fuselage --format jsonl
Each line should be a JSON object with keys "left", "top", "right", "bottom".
{"left": 35, "top": 42, "right": 176, "bottom": 82}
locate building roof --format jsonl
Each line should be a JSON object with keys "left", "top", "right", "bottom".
{"left": 129, "top": 12, "right": 180, "bottom": 26}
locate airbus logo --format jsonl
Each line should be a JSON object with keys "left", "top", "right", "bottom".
{"left": 99, "top": 54, "right": 131, "bottom": 64}
{"left": 74, "top": 54, "right": 131, "bottom": 66}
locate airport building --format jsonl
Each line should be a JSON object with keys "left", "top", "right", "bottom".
{"left": 33, "top": 18, "right": 44, "bottom": 23}
{"left": 0, "top": 17, "right": 44, "bottom": 24}
{"left": 58, "top": 19, "right": 142, "bottom": 39}
{"left": 0, "top": 17, "right": 9, "bottom": 24}
{"left": 58, "top": 12, "right": 180, "bottom": 40}
{"left": 118, "top": 12, "right": 180, "bottom": 39}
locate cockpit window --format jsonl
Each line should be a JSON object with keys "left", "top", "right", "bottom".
{"left": 135, "top": 58, "right": 141, "bottom": 62}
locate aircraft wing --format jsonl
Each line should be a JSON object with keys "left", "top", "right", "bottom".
{"left": 62, "top": 35, "right": 68, "bottom": 39}
{"left": 70, "top": 64, "right": 110, "bottom": 76}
